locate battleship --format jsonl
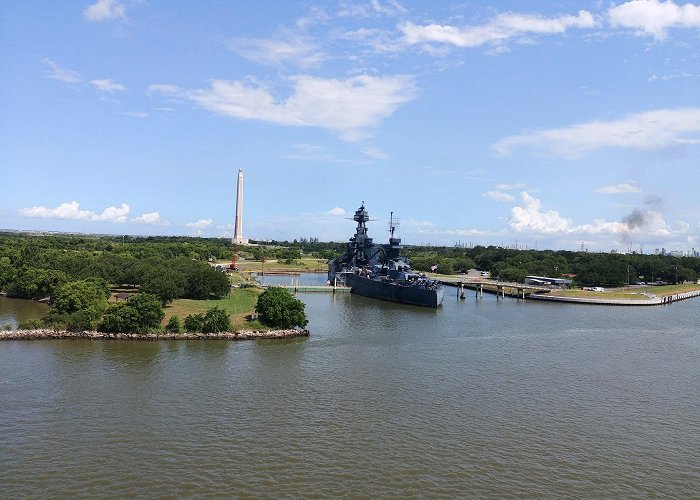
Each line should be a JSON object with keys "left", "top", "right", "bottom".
{"left": 328, "top": 203, "right": 444, "bottom": 308}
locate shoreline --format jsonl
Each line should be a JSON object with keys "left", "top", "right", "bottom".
{"left": 529, "top": 288, "right": 700, "bottom": 306}
{"left": 0, "top": 329, "right": 310, "bottom": 341}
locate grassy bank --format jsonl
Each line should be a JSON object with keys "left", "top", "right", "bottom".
{"left": 164, "top": 287, "right": 265, "bottom": 330}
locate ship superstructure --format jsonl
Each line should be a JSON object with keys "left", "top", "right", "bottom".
{"left": 328, "top": 203, "right": 444, "bottom": 308}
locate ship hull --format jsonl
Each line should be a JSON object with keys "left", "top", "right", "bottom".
{"left": 346, "top": 274, "right": 444, "bottom": 308}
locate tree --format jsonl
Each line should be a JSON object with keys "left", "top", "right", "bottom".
{"left": 185, "top": 266, "right": 230, "bottom": 299}
{"left": 141, "top": 270, "right": 185, "bottom": 305}
{"left": 99, "top": 302, "right": 142, "bottom": 332}
{"left": 52, "top": 280, "right": 108, "bottom": 314}
{"left": 98, "top": 293, "right": 163, "bottom": 332}
{"left": 9, "top": 268, "right": 69, "bottom": 299}
{"left": 203, "top": 306, "right": 230, "bottom": 333}
{"left": 256, "top": 287, "right": 308, "bottom": 329}
{"left": 165, "top": 316, "right": 181, "bottom": 333}
{"left": 66, "top": 306, "right": 104, "bottom": 332}
{"left": 0, "top": 256, "right": 15, "bottom": 291}
{"left": 128, "top": 293, "right": 165, "bottom": 329}
{"left": 184, "top": 313, "right": 205, "bottom": 332}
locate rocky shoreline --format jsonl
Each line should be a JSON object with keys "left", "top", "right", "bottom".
{"left": 0, "top": 329, "right": 309, "bottom": 341}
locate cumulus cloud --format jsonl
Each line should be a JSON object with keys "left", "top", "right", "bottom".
{"left": 608, "top": 0, "right": 700, "bottom": 39}
{"left": 400, "top": 10, "right": 597, "bottom": 50}
{"left": 41, "top": 58, "right": 81, "bottom": 83}
{"left": 149, "top": 74, "right": 417, "bottom": 141}
{"left": 327, "top": 207, "right": 346, "bottom": 216}
{"left": 493, "top": 107, "right": 700, "bottom": 157}
{"left": 508, "top": 192, "right": 683, "bottom": 244}
{"left": 595, "top": 183, "right": 641, "bottom": 194}
{"left": 228, "top": 35, "right": 324, "bottom": 68}
{"left": 484, "top": 191, "right": 515, "bottom": 202}
{"left": 89, "top": 79, "right": 126, "bottom": 92}
{"left": 186, "top": 219, "right": 213, "bottom": 229}
{"left": 132, "top": 212, "right": 169, "bottom": 226}
{"left": 19, "top": 201, "right": 130, "bottom": 223}
{"left": 510, "top": 192, "right": 572, "bottom": 234}
{"left": 84, "top": 0, "right": 126, "bottom": 21}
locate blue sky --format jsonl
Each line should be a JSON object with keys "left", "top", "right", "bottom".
{"left": 1, "top": 0, "right": 699, "bottom": 253}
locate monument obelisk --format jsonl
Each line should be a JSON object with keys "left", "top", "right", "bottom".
{"left": 233, "top": 169, "right": 246, "bottom": 245}
{"left": 230, "top": 169, "right": 247, "bottom": 269}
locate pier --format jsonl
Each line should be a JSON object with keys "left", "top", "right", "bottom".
{"left": 437, "top": 277, "right": 550, "bottom": 300}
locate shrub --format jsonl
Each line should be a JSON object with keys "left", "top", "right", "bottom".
{"left": 202, "top": 306, "right": 230, "bottom": 333}
{"left": 255, "top": 287, "right": 308, "bottom": 329}
{"left": 18, "top": 319, "right": 43, "bottom": 330}
{"left": 184, "top": 313, "right": 205, "bottom": 332}
{"left": 165, "top": 316, "right": 181, "bottom": 333}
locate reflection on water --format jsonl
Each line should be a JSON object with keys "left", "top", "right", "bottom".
{"left": 1, "top": 283, "right": 699, "bottom": 497}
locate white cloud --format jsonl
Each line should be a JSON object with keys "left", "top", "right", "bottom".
{"left": 400, "top": 10, "right": 597, "bottom": 50}
{"left": 338, "top": 0, "right": 407, "bottom": 18}
{"left": 328, "top": 207, "right": 346, "bottom": 216}
{"left": 228, "top": 35, "right": 324, "bottom": 68}
{"left": 608, "top": 0, "right": 700, "bottom": 39}
{"left": 121, "top": 111, "right": 149, "bottom": 119}
{"left": 89, "top": 79, "right": 126, "bottom": 92}
{"left": 648, "top": 72, "right": 694, "bottom": 81}
{"left": 147, "top": 83, "right": 180, "bottom": 95}
{"left": 495, "top": 182, "right": 527, "bottom": 191}
{"left": 510, "top": 192, "right": 572, "bottom": 234}
{"left": 595, "top": 183, "right": 642, "bottom": 194}
{"left": 186, "top": 219, "right": 213, "bottom": 229}
{"left": 401, "top": 218, "right": 437, "bottom": 235}
{"left": 493, "top": 107, "right": 700, "bottom": 157}
{"left": 508, "top": 192, "right": 684, "bottom": 244}
{"left": 361, "top": 146, "right": 389, "bottom": 160}
{"left": 41, "top": 58, "right": 81, "bottom": 83}
{"left": 84, "top": 0, "right": 126, "bottom": 21}
{"left": 150, "top": 74, "right": 417, "bottom": 141}
{"left": 132, "top": 212, "right": 169, "bottom": 226}
{"left": 19, "top": 201, "right": 130, "bottom": 223}
{"left": 484, "top": 191, "right": 515, "bottom": 202}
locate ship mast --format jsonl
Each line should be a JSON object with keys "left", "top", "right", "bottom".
{"left": 351, "top": 202, "right": 372, "bottom": 266}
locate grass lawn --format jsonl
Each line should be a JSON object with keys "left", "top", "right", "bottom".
{"left": 546, "top": 283, "right": 700, "bottom": 300}
{"left": 547, "top": 289, "right": 651, "bottom": 300}
{"left": 632, "top": 283, "right": 700, "bottom": 297}
{"left": 164, "top": 287, "right": 265, "bottom": 330}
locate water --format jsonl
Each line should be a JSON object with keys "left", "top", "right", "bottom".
{"left": 1, "top": 290, "right": 699, "bottom": 497}
{"left": 0, "top": 296, "right": 49, "bottom": 330}
{"left": 254, "top": 272, "right": 327, "bottom": 286}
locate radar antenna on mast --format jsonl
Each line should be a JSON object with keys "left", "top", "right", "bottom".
{"left": 388, "top": 211, "right": 400, "bottom": 238}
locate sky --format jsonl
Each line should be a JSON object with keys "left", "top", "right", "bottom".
{"left": 1, "top": 0, "right": 699, "bottom": 253}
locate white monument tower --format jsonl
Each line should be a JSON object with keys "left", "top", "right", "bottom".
{"left": 232, "top": 169, "right": 248, "bottom": 245}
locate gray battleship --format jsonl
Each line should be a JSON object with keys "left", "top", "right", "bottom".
{"left": 328, "top": 203, "right": 444, "bottom": 308}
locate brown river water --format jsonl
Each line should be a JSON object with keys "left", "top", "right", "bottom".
{"left": 1, "top": 290, "right": 699, "bottom": 497}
